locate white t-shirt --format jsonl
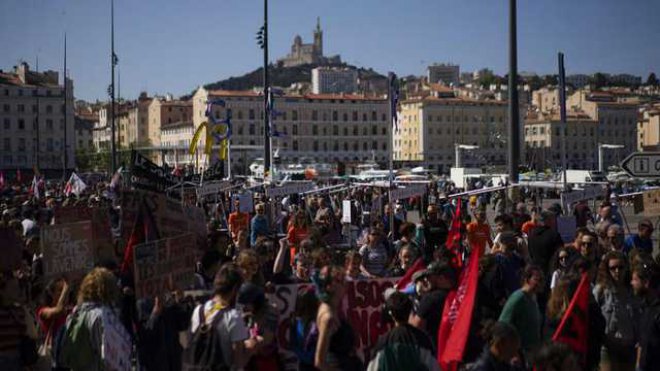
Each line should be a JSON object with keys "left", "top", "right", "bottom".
{"left": 190, "top": 301, "right": 249, "bottom": 370}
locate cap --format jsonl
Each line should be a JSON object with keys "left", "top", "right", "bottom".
{"left": 639, "top": 219, "right": 654, "bottom": 229}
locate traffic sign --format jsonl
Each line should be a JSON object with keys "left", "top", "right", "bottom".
{"left": 620, "top": 152, "right": 660, "bottom": 178}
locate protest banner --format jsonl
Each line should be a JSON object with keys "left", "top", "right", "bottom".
{"left": 133, "top": 233, "right": 196, "bottom": 299}
{"left": 41, "top": 221, "right": 94, "bottom": 278}
{"left": 197, "top": 180, "right": 231, "bottom": 198}
{"left": 54, "top": 206, "right": 115, "bottom": 263}
{"left": 266, "top": 181, "right": 314, "bottom": 198}
{"left": 642, "top": 189, "right": 660, "bottom": 217}
{"left": 390, "top": 184, "right": 427, "bottom": 201}
{"left": 130, "top": 150, "right": 180, "bottom": 194}
{"left": 102, "top": 308, "right": 132, "bottom": 371}
{"left": 271, "top": 277, "right": 396, "bottom": 370}
{"left": 557, "top": 215, "right": 577, "bottom": 244}
{"left": 122, "top": 190, "right": 207, "bottom": 249}
{"left": 0, "top": 228, "right": 22, "bottom": 271}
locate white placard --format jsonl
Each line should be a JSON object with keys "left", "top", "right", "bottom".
{"left": 197, "top": 180, "right": 231, "bottom": 198}
{"left": 556, "top": 216, "right": 577, "bottom": 244}
{"left": 342, "top": 200, "right": 352, "bottom": 224}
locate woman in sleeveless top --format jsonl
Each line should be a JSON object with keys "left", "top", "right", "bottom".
{"left": 313, "top": 265, "right": 363, "bottom": 371}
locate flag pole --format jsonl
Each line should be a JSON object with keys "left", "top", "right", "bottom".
{"left": 388, "top": 73, "right": 397, "bottom": 245}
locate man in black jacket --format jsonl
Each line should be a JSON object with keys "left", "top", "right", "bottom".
{"left": 631, "top": 263, "right": 660, "bottom": 371}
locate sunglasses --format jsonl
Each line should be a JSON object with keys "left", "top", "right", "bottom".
{"left": 580, "top": 242, "right": 594, "bottom": 247}
{"left": 609, "top": 265, "right": 624, "bottom": 272}
{"left": 559, "top": 255, "right": 569, "bottom": 261}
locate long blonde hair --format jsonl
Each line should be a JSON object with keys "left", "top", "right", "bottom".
{"left": 77, "top": 268, "right": 119, "bottom": 305}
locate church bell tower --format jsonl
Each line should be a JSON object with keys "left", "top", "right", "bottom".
{"left": 313, "top": 17, "right": 323, "bottom": 58}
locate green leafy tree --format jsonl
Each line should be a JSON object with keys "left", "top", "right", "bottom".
{"left": 647, "top": 72, "right": 658, "bottom": 86}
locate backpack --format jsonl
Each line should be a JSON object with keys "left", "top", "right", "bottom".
{"left": 58, "top": 307, "right": 100, "bottom": 371}
{"left": 182, "top": 303, "right": 229, "bottom": 371}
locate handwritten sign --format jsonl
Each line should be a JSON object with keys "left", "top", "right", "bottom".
{"left": 102, "top": 308, "right": 132, "bottom": 371}
{"left": 130, "top": 150, "right": 180, "bottom": 194}
{"left": 133, "top": 233, "right": 196, "bottom": 299}
{"left": 55, "top": 206, "right": 115, "bottom": 263}
{"left": 41, "top": 221, "right": 94, "bottom": 278}
{"left": 197, "top": 180, "right": 231, "bottom": 198}
{"left": 390, "top": 184, "right": 426, "bottom": 201}
{"left": 0, "top": 228, "right": 22, "bottom": 271}
{"left": 122, "top": 190, "right": 207, "bottom": 249}
{"left": 342, "top": 200, "right": 352, "bottom": 224}
{"left": 266, "top": 182, "right": 314, "bottom": 198}
{"left": 271, "top": 278, "right": 396, "bottom": 370}
{"left": 642, "top": 189, "right": 660, "bottom": 217}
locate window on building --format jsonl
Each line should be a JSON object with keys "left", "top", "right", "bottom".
{"left": 323, "top": 142, "right": 328, "bottom": 151}
{"left": 362, "top": 113, "right": 367, "bottom": 122}
{"left": 333, "top": 125, "right": 338, "bottom": 135}
{"left": 371, "top": 111, "right": 377, "bottom": 121}
{"left": 362, "top": 127, "right": 367, "bottom": 135}
{"left": 342, "top": 113, "right": 347, "bottom": 122}
{"left": 3, "top": 104, "right": 10, "bottom": 112}
{"left": 237, "top": 111, "right": 243, "bottom": 120}
{"left": 333, "top": 111, "right": 338, "bottom": 121}
{"left": 313, "top": 125, "right": 318, "bottom": 135}
{"left": 313, "top": 141, "right": 318, "bottom": 151}
{"left": 46, "top": 119, "right": 53, "bottom": 130}
{"left": 249, "top": 124, "right": 255, "bottom": 135}
{"left": 292, "top": 125, "right": 298, "bottom": 135}
{"left": 382, "top": 127, "right": 386, "bottom": 135}
{"left": 353, "top": 126, "right": 358, "bottom": 135}
{"left": 323, "top": 112, "right": 328, "bottom": 121}
{"left": 342, "top": 127, "right": 347, "bottom": 136}
{"left": 3, "top": 118, "right": 9, "bottom": 129}
{"left": 292, "top": 110, "right": 298, "bottom": 121}
{"left": 312, "top": 110, "right": 318, "bottom": 120}
{"left": 46, "top": 105, "right": 52, "bottom": 114}
{"left": 19, "top": 138, "right": 26, "bottom": 150}
{"left": 3, "top": 138, "right": 10, "bottom": 151}
{"left": 293, "top": 140, "right": 298, "bottom": 151}
{"left": 17, "top": 104, "right": 25, "bottom": 113}
{"left": 352, "top": 111, "right": 358, "bottom": 121}
{"left": 18, "top": 119, "right": 25, "bottom": 130}
{"left": 343, "top": 142, "right": 348, "bottom": 151}
{"left": 333, "top": 142, "right": 339, "bottom": 151}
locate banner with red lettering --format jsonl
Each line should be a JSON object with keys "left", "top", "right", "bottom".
{"left": 552, "top": 273, "right": 589, "bottom": 356}
{"left": 271, "top": 278, "right": 396, "bottom": 370}
{"left": 437, "top": 244, "right": 483, "bottom": 370}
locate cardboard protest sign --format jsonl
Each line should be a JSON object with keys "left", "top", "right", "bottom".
{"left": 55, "top": 206, "right": 115, "bottom": 263}
{"left": 266, "top": 182, "right": 314, "bottom": 197}
{"left": 41, "top": 221, "right": 94, "bottom": 278}
{"left": 642, "top": 189, "right": 660, "bottom": 217}
{"left": 197, "top": 180, "right": 231, "bottom": 198}
{"left": 102, "top": 308, "right": 132, "bottom": 371}
{"left": 342, "top": 200, "right": 352, "bottom": 223}
{"left": 0, "top": 228, "right": 22, "bottom": 271}
{"left": 122, "top": 190, "right": 207, "bottom": 249}
{"left": 271, "top": 278, "right": 396, "bottom": 370}
{"left": 133, "top": 233, "right": 196, "bottom": 299}
{"left": 130, "top": 150, "right": 180, "bottom": 194}
{"left": 390, "top": 184, "right": 426, "bottom": 201}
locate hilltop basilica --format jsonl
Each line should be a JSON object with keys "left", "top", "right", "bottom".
{"left": 277, "top": 17, "right": 342, "bottom": 67}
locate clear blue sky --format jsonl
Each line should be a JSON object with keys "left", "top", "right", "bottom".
{"left": 1, "top": 0, "right": 658, "bottom": 101}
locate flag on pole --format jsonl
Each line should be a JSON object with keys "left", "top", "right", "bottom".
{"left": 0, "top": 171, "right": 4, "bottom": 189}
{"left": 120, "top": 200, "right": 160, "bottom": 274}
{"left": 552, "top": 273, "right": 590, "bottom": 357}
{"left": 388, "top": 73, "right": 399, "bottom": 131}
{"left": 30, "top": 175, "right": 41, "bottom": 200}
{"left": 65, "top": 172, "right": 87, "bottom": 197}
{"left": 395, "top": 257, "right": 426, "bottom": 291}
{"left": 437, "top": 243, "right": 483, "bottom": 370}
{"left": 445, "top": 198, "right": 463, "bottom": 268}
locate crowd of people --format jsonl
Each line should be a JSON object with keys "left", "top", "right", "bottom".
{"left": 0, "top": 174, "right": 659, "bottom": 371}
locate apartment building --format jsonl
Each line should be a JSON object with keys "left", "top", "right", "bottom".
{"left": 0, "top": 62, "right": 75, "bottom": 171}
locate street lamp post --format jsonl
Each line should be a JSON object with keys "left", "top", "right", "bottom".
{"left": 598, "top": 143, "right": 624, "bottom": 173}
{"left": 257, "top": 0, "right": 270, "bottom": 179}
{"left": 455, "top": 144, "right": 479, "bottom": 168}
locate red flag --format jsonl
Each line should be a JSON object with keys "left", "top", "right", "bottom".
{"left": 395, "top": 258, "right": 426, "bottom": 291}
{"left": 0, "top": 171, "right": 4, "bottom": 189}
{"left": 437, "top": 243, "right": 483, "bottom": 370}
{"left": 120, "top": 201, "right": 160, "bottom": 274}
{"left": 445, "top": 198, "right": 463, "bottom": 268}
{"left": 552, "top": 273, "right": 590, "bottom": 356}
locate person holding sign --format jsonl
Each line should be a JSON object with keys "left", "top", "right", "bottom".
{"left": 229, "top": 198, "right": 250, "bottom": 244}
{"left": 250, "top": 203, "right": 269, "bottom": 247}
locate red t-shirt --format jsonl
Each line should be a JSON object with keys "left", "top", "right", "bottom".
{"left": 466, "top": 222, "right": 492, "bottom": 251}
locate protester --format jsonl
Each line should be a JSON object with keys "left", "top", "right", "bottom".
{"left": 624, "top": 219, "right": 654, "bottom": 256}
{"left": 359, "top": 228, "right": 390, "bottom": 278}
{"left": 367, "top": 291, "right": 439, "bottom": 371}
{"left": 410, "top": 261, "right": 457, "bottom": 343}
{"left": 288, "top": 286, "right": 319, "bottom": 371}
{"left": 470, "top": 321, "right": 521, "bottom": 371}
{"left": 194, "top": 249, "right": 222, "bottom": 290}
{"left": 421, "top": 204, "right": 448, "bottom": 260}
{"left": 527, "top": 210, "right": 563, "bottom": 278}
{"left": 238, "top": 282, "right": 280, "bottom": 371}
{"left": 184, "top": 263, "right": 262, "bottom": 370}
{"left": 531, "top": 343, "right": 581, "bottom": 371}
{"left": 287, "top": 210, "right": 311, "bottom": 263}
{"left": 229, "top": 198, "right": 250, "bottom": 243}
{"left": 0, "top": 270, "right": 38, "bottom": 371}
{"left": 492, "top": 231, "right": 526, "bottom": 297}
{"left": 466, "top": 207, "right": 493, "bottom": 254}
{"left": 593, "top": 251, "right": 639, "bottom": 371}
{"left": 250, "top": 203, "right": 269, "bottom": 247}
{"left": 313, "top": 265, "right": 362, "bottom": 370}
{"left": 549, "top": 247, "right": 572, "bottom": 289}
{"left": 498, "top": 265, "right": 544, "bottom": 359}
{"left": 389, "top": 244, "right": 417, "bottom": 277}
{"left": 631, "top": 263, "right": 660, "bottom": 370}
{"left": 573, "top": 199, "right": 592, "bottom": 228}
{"left": 59, "top": 268, "right": 121, "bottom": 371}
{"left": 344, "top": 250, "right": 367, "bottom": 281}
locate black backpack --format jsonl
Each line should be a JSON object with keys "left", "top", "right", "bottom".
{"left": 182, "top": 303, "right": 230, "bottom": 371}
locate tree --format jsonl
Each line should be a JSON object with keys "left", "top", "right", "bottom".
{"left": 647, "top": 72, "right": 658, "bottom": 86}
{"left": 590, "top": 73, "right": 608, "bottom": 89}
